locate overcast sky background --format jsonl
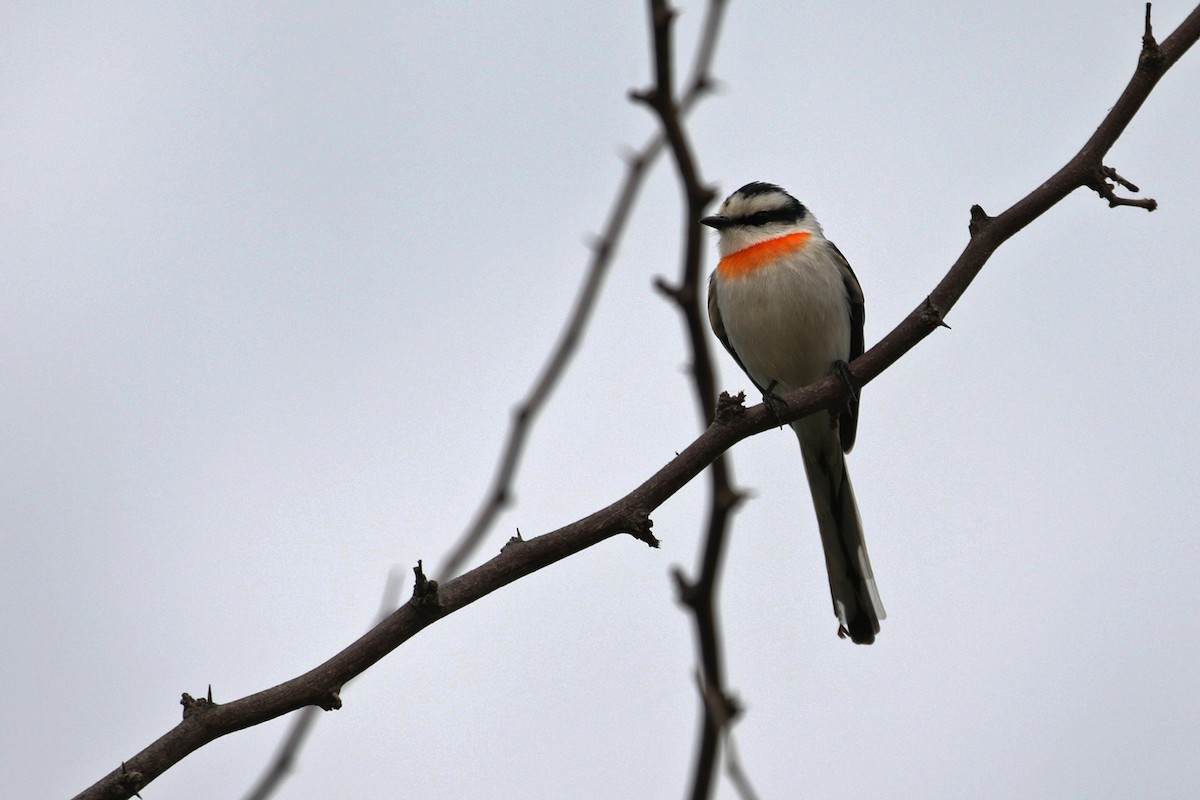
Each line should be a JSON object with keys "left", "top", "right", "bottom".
{"left": 4, "top": 2, "right": 1200, "bottom": 798}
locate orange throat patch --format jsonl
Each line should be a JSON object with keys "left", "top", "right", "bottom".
{"left": 716, "top": 231, "right": 811, "bottom": 279}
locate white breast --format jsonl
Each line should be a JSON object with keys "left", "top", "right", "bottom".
{"left": 713, "top": 241, "right": 852, "bottom": 394}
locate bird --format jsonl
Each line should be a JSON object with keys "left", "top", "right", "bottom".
{"left": 702, "top": 181, "right": 884, "bottom": 644}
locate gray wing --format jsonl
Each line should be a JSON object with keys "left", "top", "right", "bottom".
{"left": 707, "top": 269, "right": 768, "bottom": 396}
{"left": 829, "top": 241, "right": 864, "bottom": 453}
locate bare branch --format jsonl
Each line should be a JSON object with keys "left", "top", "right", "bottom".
{"left": 74, "top": 5, "right": 1200, "bottom": 798}
{"left": 633, "top": 0, "right": 750, "bottom": 797}
{"left": 850, "top": 2, "right": 1200, "bottom": 392}
{"left": 436, "top": 0, "right": 730, "bottom": 582}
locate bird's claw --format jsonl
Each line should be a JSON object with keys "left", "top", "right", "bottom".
{"left": 763, "top": 379, "right": 787, "bottom": 429}
{"left": 832, "top": 360, "right": 859, "bottom": 405}
{"left": 828, "top": 360, "right": 859, "bottom": 428}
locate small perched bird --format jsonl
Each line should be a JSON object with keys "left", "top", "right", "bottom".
{"left": 703, "top": 182, "right": 884, "bottom": 644}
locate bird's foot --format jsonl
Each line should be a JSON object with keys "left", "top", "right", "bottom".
{"left": 831, "top": 360, "right": 859, "bottom": 405}
{"left": 763, "top": 379, "right": 787, "bottom": 429}
{"left": 829, "top": 360, "right": 859, "bottom": 427}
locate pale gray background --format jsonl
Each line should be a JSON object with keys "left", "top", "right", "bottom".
{"left": 4, "top": 2, "right": 1199, "bottom": 798}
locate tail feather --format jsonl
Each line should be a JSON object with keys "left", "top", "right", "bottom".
{"left": 794, "top": 419, "right": 884, "bottom": 644}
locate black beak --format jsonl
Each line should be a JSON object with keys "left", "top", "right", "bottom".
{"left": 700, "top": 214, "right": 731, "bottom": 230}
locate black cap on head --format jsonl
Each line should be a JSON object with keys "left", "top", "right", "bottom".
{"left": 733, "top": 181, "right": 789, "bottom": 199}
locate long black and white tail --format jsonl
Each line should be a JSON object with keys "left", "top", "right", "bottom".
{"left": 794, "top": 418, "right": 884, "bottom": 644}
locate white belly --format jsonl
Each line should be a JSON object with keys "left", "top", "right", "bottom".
{"left": 714, "top": 246, "right": 851, "bottom": 394}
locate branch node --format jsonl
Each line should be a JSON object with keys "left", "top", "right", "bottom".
{"left": 411, "top": 560, "right": 441, "bottom": 607}
{"left": 625, "top": 509, "right": 659, "bottom": 548}
{"left": 1102, "top": 164, "right": 1141, "bottom": 193}
{"left": 624, "top": 148, "right": 650, "bottom": 174}
{"left": 921, "top": 296, "right": 952, "bottom": 330}
{"left": 627, "top": 87, "right": 656, "bottom": 108}
{"left": 501, "top": 528, "right": 526, "bottom": 553}
{"left": 695, "top": 668, "right": 743, "bottom": 728}
{"left": 180, "top": 691, "right": 218, "bottom": 720}
{"left": 584, "top": 232, "right": 603, "bottom": 254}
{"left": 1140, "top": 3, "right": 1164, "bottom": 68}
{"left": 654, "top": 2, "right": 677, "bottom": 28}
{"left": 118, "top": 761, "right": 145, "bottom": 798}
{"left": 316, "top": 688, "right": 343, "bottom": 711}
{"left": 1088, "top": 165, "right": 1158, "bottom": 211}
{"left": 713, "top": 391, "right": 747, "bottom": 424}
{"left": 654, "top": 275, "right": 684, "bottom": 302}
{"left": 968, "top": 204, "right": 993, "bottom": 237}
{"left": 716, "top": 485, "right": 746, "bottom": 513}
{"left": 671, "top": 566, "right": 699, "bottom": 606}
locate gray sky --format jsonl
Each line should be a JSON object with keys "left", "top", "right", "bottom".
{"left": 4, "top": 2, "right": 1200, "bottom": 798}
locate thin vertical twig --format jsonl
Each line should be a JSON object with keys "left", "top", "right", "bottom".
{"left": 436, "top": 0, "right": 730, "bottom": 582}
{"left": 632, "top": 1, "right": 749, "bottom": 797}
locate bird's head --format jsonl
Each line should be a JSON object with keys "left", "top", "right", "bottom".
{"left": 700, "top": 182, "right": 823, "bottom": 256}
